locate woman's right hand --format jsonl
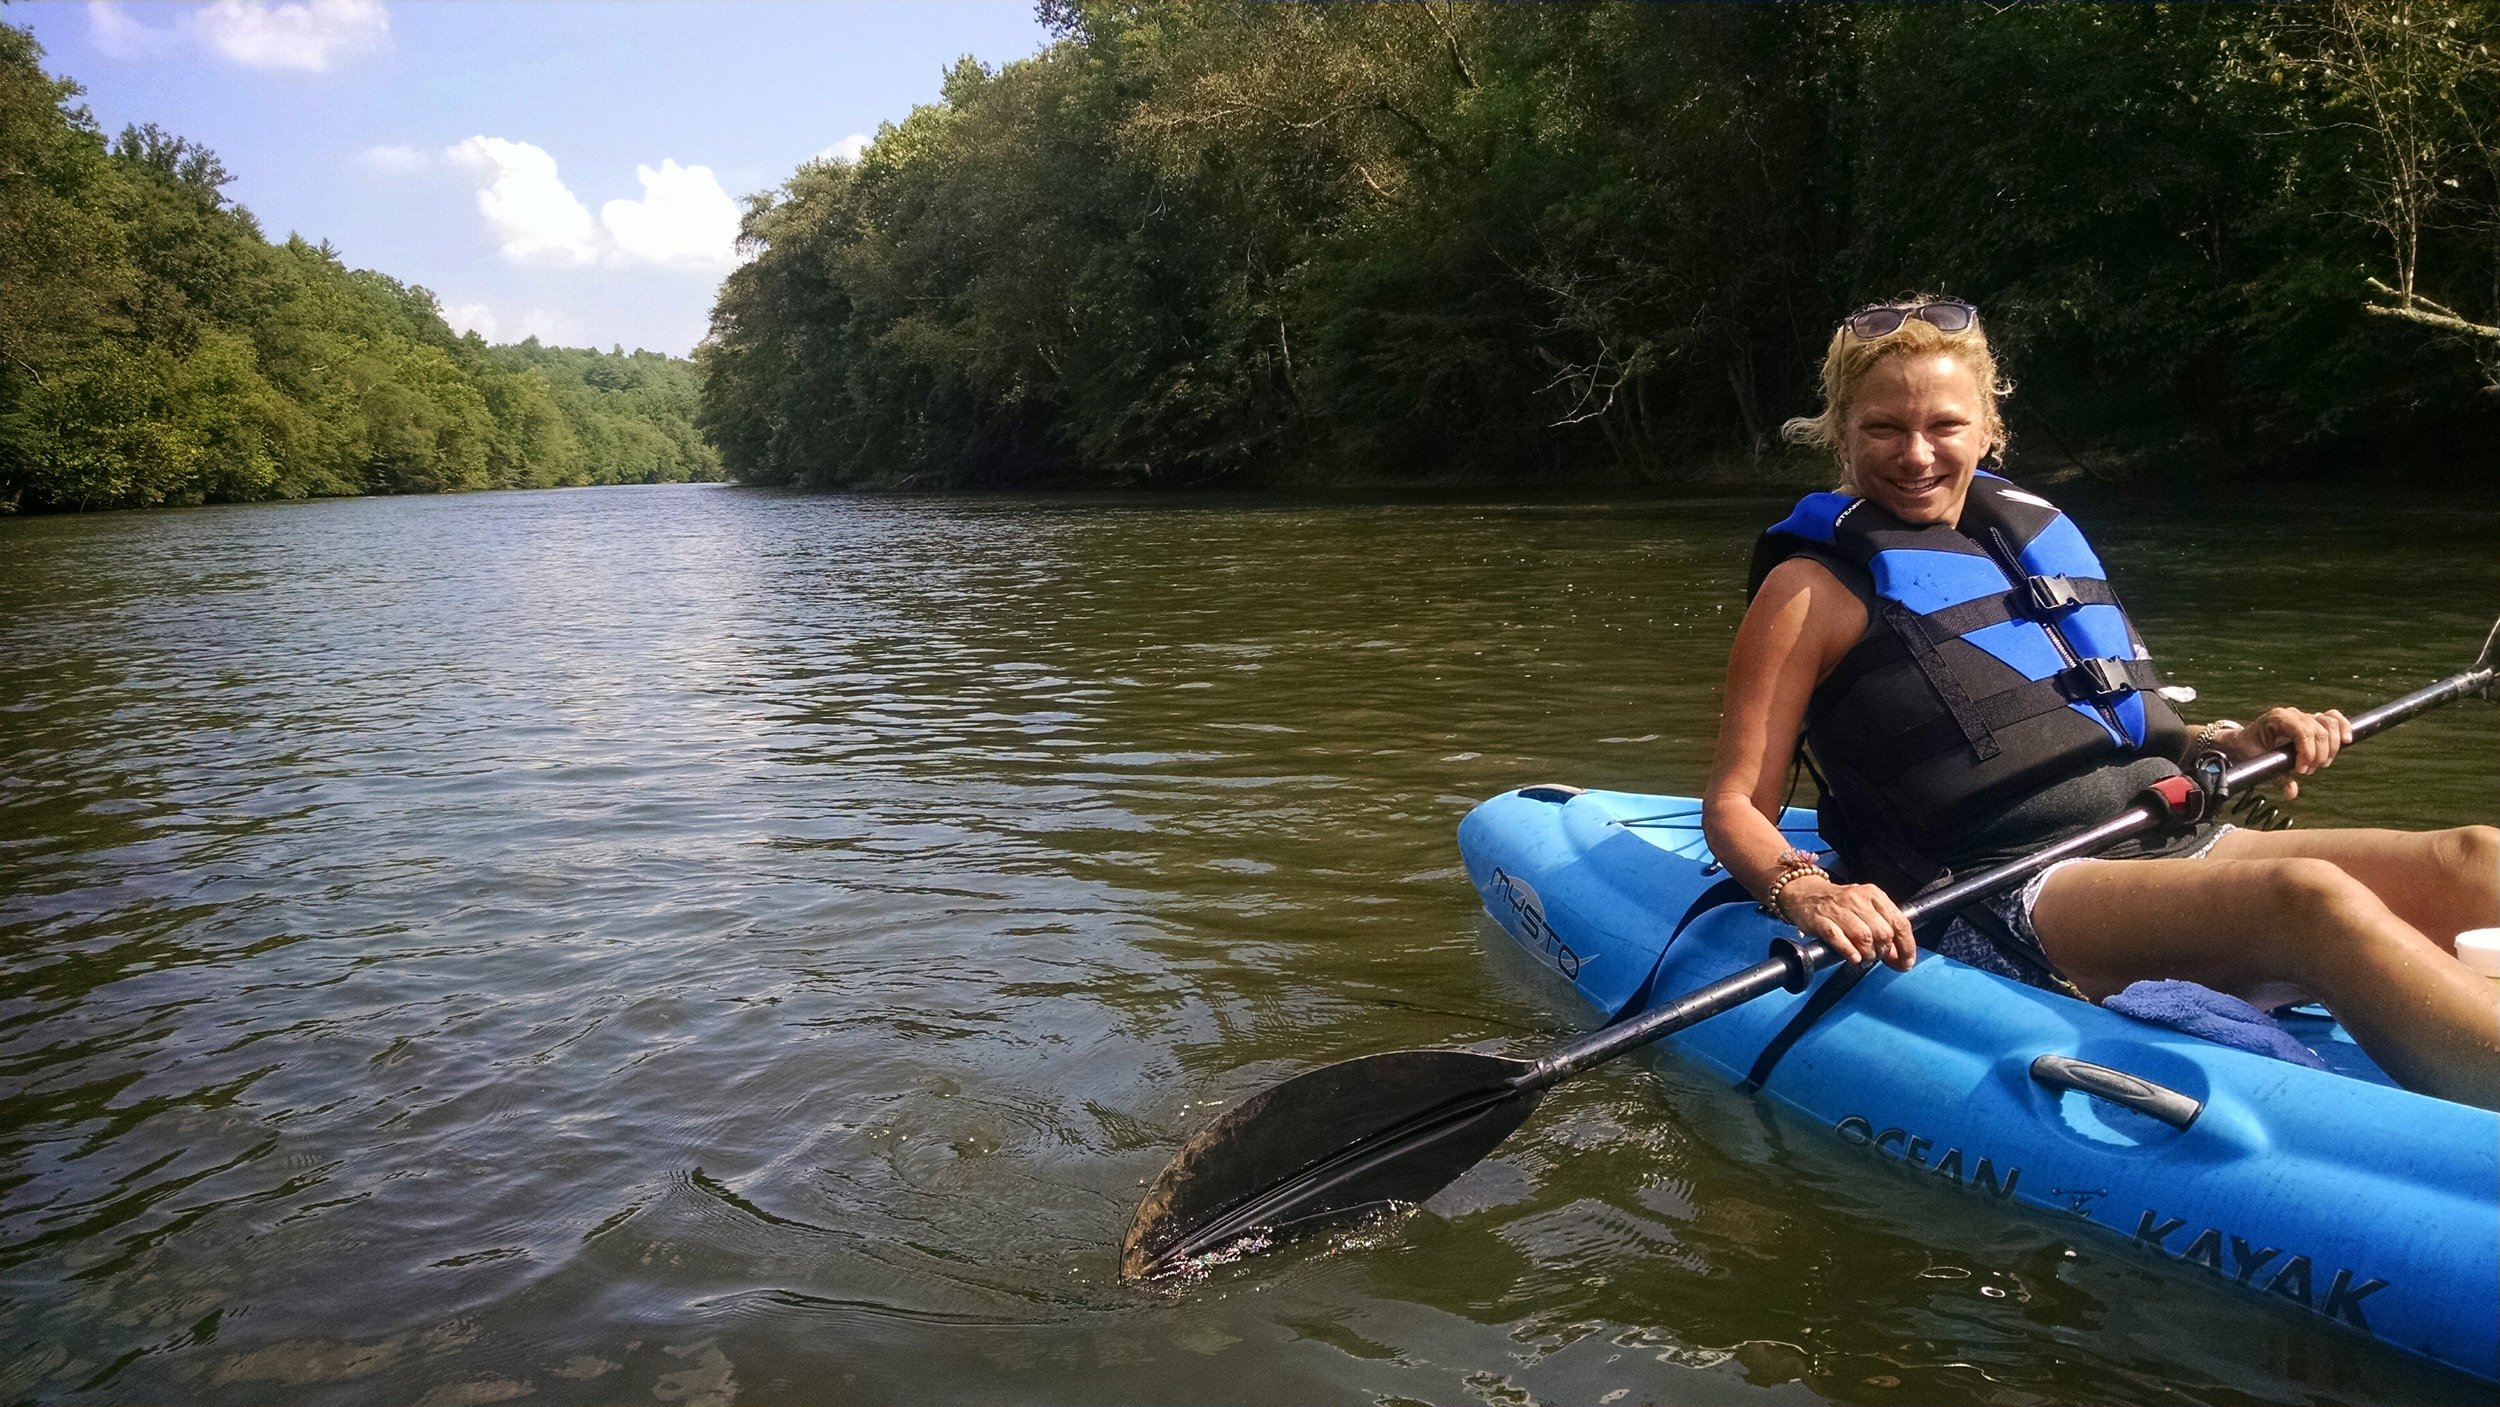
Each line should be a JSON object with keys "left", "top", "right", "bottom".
{"left": 1776, "top": 872, "right": 1918, "bottom": 971}
{"left": 2221, "top": 707, "right": 2353, "bottom": 800}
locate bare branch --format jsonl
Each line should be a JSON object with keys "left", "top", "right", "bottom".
{"left": 2364, "top": 276, "right": 2490, "bottom": 329}
{"left": 2362, "top": 297, "right": 2500, "bottom": 339}
{"left": 1423, "top": 3, "right": 1477, "bottom": 90}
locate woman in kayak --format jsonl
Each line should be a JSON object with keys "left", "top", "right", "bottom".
{"left": 1702, "top": 296, "right": 2499, "bottom": 1109}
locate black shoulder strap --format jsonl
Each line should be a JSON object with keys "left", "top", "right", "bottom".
{"left": 1953, "top": 468, "right": 2041, "bottom": 544}
{"left": 1749, "top": 533, "right": 1861, "bottom": 601}
{"left": 1746, "top": 531, "right": 1794, "bottom": 600}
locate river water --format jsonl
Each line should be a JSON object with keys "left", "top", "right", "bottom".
{"left": 1, "top": 482, "right": 2492, "bottom": 1407}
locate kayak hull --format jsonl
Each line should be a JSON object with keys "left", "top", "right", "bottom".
{"left": 1457, "top": 786, "right": 2500, "bottom": 1383}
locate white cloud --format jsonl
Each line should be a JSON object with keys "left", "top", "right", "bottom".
{"left": 86, "top": 2, "right": 168, "bottom": 57}
{"left": 447, "top": 136, "right": 601, "bottom": 266}
{"left": 440, "top": 301, "right": 499, "bottom": 338}
{"left": 445, "top": 137, "right": 740, "bottom": 271}
{"left": 88, "top": 2, "right": 179, "bottom": 58}
{"left": 600, "top": 160, "right": 742, "bottom": 270}
{"left": 358, "top": 142, "right": 430, "bottom": 174}
{"left": 192, "top": 0, "right": 389, "bottom": 72}
{"left": 817, "top": 133, "right": 872, "bottom": 165}
{"left": 87, "top": 0, "right": 386, "bottom": 70}
{"left": 442, "top": 300, "right": 581, "bottom": 347}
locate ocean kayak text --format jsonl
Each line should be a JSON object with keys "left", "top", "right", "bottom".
{"left": 1833, "top": 1114, "right": 2020, "bottom": 1198}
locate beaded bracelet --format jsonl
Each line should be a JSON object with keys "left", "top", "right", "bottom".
{"left": 1759, "top": 861, "right": 1825, "bottom": 924}
{"left": 2189, "top": 718, "right": 2243, "bottom": 758}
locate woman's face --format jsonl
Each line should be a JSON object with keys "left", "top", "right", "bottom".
{"left": 1842, "top": 352, "right": 1989, "bottom": 526}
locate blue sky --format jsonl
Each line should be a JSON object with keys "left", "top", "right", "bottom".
{"left": 8, "top": 1, "right": 1054, "bottom": 356}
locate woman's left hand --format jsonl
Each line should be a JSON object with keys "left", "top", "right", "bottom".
{"left": 2224, "top": 707, "right": 2354, "bottom": 797}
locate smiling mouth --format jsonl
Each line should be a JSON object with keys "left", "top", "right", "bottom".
{"left": 1889, "top": 475, "right": 1946, "bottom": 494}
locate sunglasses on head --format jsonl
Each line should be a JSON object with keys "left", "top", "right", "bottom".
{"left": 1842, "top": 299, "right": 1978, "bottom": 340}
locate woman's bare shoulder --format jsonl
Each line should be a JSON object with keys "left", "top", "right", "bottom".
{"left": 1753, "top": 553, "right": 1864, "bottom": 619}
{"left": 1755, "top": 552, "right": 1847, "bottom": 599}
{"left": 1744, "top": 554, "right": 1869, "bottom": 666}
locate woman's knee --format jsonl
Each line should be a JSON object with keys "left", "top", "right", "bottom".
{"left": 2257, "top": 859, "right": 2400, "bottom": 963}
{"left": 2429, "top": 825, "right": 2500, "bottom": 890}
{"left": 2265, "top": 856, "right": 2374, "bottom": 909}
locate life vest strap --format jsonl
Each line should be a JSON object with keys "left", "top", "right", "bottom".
{"left": 1830, "top": 576, "right": 2124, "bottom": 686}
{"left": 1856, "top": 657, "right": 2165, "bottom": 782}
{"left": 1880, "top": 600, "right": 2003, "bottom": 762}
{"left": 1937, "top": 573, "right": 2118, "bottom": 631}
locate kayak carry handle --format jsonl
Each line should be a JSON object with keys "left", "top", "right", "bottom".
{"left": 2029, "top": 1054, "right": 2204, "bottom": 1131}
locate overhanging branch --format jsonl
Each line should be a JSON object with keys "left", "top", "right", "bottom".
{"left": 2364, "top": 277, "right": 2500, "bottom": 339}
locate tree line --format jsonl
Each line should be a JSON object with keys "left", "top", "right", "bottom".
{"left": 700, "top": 1, "right": 2499, "bottom": 492}
{"left": 0, "top": 24, "right": 717, "bottom": 514}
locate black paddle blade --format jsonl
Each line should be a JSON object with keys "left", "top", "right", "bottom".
{"left": 1120, "top": 1048, "right": 1540, "bottom": 1281}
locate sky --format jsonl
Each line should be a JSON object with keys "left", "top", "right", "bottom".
{"left": 7, "top": 0, "right": 1055, "bottom": 357}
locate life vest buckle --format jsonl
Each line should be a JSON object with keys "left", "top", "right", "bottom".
{"left": 2061, "top": 656, "right": 2133, "bottom": 702}
{"left": 2024, "top": 573, "right": 2082, "bottom": 616}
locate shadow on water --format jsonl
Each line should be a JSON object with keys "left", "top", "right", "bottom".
{"left": 0, "top": 483, "right": 2491, "bottom": 1405}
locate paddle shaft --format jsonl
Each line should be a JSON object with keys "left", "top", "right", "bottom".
{"left": 1516, "top": 653, "right": 2500, "bottom": 1093}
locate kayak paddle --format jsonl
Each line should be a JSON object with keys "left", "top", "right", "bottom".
{"left": 1120, "top": 620, "right": 2500, "bottom": 1282}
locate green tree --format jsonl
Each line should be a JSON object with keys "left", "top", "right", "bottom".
{"left": 0, "top": 22, "right": 718, "bottom": 513}
{"left": 699, "top": 1, "right": 2497, "bottom": 492}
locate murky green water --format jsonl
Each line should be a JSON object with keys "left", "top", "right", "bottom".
{"left": 2, "top": 482, "right": 2492, "bottom": 1406}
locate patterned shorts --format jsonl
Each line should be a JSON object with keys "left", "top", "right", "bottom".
{"left": 1928, "top": 825, "right": 2237, "bottom": 988}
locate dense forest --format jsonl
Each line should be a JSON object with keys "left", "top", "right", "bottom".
{"left": 702, "top": 1, "right": 2500, "bottom": 491}
{"left": 0, "top": 25, "right": 717, "bottom": 514}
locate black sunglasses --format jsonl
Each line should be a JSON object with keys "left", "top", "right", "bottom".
{"left": 1842, "top": 300, "right": 1978, "bottom": 340}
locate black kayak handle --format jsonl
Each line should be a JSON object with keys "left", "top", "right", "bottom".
{"left": 2029, "top": 1054, "right": 2204, "bottom": 1131}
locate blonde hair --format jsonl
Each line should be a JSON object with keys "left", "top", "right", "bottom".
{"left": 1780, "top": 299, "right": 2011, "bottom": 492}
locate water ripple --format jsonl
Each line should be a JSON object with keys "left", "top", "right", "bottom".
{"left": 0, "top": 485, "right": 2490, "bottom": 1405}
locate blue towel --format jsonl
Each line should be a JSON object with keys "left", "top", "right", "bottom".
{"left": 2103, "top": 980, "right": 2328, "bottom": 1069}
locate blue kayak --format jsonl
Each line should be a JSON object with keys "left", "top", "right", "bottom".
{"left": 1458, "top": 785, "right": 2500, "bottom": 1384}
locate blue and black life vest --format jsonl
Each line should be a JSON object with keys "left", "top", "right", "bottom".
{"left": 1748, "top": 471, "right": 2187, "bottom": 892}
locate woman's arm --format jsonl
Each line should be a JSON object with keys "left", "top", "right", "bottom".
{"left": 1701, "top": 558, "right": 1917, "bottom": 970}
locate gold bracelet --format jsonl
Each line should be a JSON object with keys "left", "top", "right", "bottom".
{"left": 2189, "top": 718, "right": 2243, "bottom": 757}
{"left": 1759, "top": 864, "right": 1824, "bottom": 924}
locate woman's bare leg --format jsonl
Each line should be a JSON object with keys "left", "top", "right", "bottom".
{"left": 2205, "top": 824, "right": 2500, "bottom": 952}
{"left": 2028, "top": 853, "right": 2500, "bottom": 1110}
